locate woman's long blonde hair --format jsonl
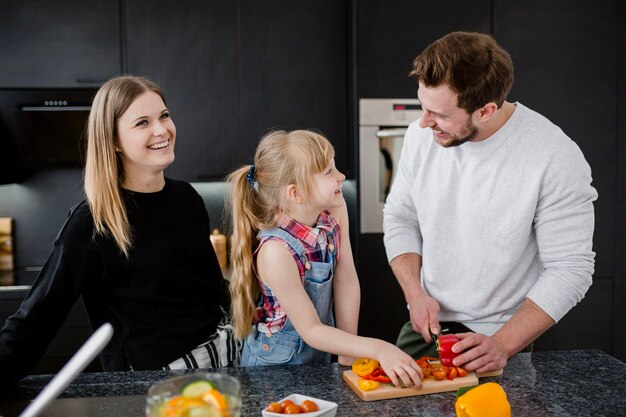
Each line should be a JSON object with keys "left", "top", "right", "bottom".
{"left": 84, "top": 75, "right": 166, "bottom": 257}
{"left": 227, "top": 130, "right": 335, "bottom": 339}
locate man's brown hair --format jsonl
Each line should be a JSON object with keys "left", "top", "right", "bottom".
{"left": 410, "top": 31, "right": 514, "bottom": 113}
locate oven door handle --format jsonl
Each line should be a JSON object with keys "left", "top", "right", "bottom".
{"left": 376, "top": 128, "right": 407, "bottom": 138}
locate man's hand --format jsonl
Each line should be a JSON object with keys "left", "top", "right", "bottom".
{"left": 449, "top": 332, "right": 508, "bottom": 373}
{"left": 389, "top": 253, "right": 441, "bottom": 342}
{"left": 408, "top": 293, "right": 441, "bottom": 343}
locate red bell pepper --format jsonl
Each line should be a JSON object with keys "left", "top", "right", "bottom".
{"left": 438, "top": 334, "right": 460, "bottom": 366}
{"left": 362, "top": 367, "right": 392, "bottom": 383}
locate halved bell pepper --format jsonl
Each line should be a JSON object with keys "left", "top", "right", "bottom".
{"left": 438, "top": 334, "right": 460, "bottom": 366}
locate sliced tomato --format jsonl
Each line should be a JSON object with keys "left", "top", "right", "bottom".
{"left": 432, "top": 369, "right": 447, "bottom": 380}
{"left": 456, "top": 367, "right": 468, "bottom": 377}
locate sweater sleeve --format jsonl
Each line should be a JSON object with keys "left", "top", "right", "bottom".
{"left": 383, "top": 122, "right": 424, "bottom": 262}
{"left": 526, "top": 140, "right": 597, "bottom": 322}
{"left": 0, "top": 211, "right": 87, "bottom": 386}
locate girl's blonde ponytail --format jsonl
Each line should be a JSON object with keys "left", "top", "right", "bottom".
{"left": 227, "top": 165, "right": 263, "bottom": 339}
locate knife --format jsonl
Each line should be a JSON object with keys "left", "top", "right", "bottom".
{"left": 431, "top": 328, "right": 449, "bottom": 358}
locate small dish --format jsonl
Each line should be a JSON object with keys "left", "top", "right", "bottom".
{"left": 261, "top": 393, "right": 338, "bottom": 417}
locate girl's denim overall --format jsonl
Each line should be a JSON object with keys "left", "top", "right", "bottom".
{"left": 240, "top": 227, "right": 336, "bottom": 366}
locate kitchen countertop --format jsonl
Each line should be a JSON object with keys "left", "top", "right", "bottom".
{"left": 1, "top": 349, "right": 625, "bottom": 416}
{"left": 0, "top": 268, "right": 39, "bottom": 290}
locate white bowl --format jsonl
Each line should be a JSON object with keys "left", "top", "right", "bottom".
{"left": 261, "top": 393, "right": 338, "bottom": 417}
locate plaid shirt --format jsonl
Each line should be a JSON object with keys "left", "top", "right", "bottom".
{"left": 255, "top": 210, "right": 341, "bottom": 334}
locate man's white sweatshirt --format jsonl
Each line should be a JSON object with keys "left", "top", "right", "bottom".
{"left": 383, "top": 103, "right": 597, "bottom": 335}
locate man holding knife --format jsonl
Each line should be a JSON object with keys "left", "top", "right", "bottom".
{"left": 383, "top": 31, "right": 597, "bottom": 373}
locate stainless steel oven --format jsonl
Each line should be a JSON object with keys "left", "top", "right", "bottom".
{"left": 359, "top": 99, "right": 422, "bottom": 233}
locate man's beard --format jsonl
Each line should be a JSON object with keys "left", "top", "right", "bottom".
{"left": 435, "top": 119, "right": 479, "bottom": 148}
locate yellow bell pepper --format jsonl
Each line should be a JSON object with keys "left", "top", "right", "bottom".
{"left": 357, "top": 378, "right": 379, "bottom": 391}
{"left": 352, "top": 358, "right": 380, "bottom": 377}
{"left": 455, "top": 382, "right": 511, "bottom": 417}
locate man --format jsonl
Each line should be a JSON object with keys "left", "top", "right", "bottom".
{"left": 383, "top": 31, "right": 597, "bottom": 373}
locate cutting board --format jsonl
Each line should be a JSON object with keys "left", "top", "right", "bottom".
{"left": 343, "top": 369, "right": 503, "bottom": 401}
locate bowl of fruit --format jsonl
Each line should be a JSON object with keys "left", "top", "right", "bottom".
{"left": 262, "top": 394, "right": 337, "bottom": 417}
{"left": 146, "top": 372, "right": 242, "bottom": 417}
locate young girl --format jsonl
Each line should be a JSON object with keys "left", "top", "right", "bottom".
{"left": 0, "top": 76, "right": 236, "bottom": 386}
{"left": 228, "top": 130, "right": 422, "bottom": 387}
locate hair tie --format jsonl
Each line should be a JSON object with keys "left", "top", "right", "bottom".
{"left": 246, "top": 164, "right": 256, "bottom": 189}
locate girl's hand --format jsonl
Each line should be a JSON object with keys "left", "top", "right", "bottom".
{"left": 377, "top": 344, "right": 423, "bottom": 388}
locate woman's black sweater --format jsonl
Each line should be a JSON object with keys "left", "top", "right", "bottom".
{"left": 0, "top": 178, "right": 229, "bottom": 385}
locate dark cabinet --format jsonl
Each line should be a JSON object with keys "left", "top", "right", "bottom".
{"left": 124, "top": 0, "right": 239, "bottom": 181}
{"left": 494, "top": 0, "right": 620, "bottom": 357}
{"left": 616, "top": 0, "right": 626, "bottom": 362}
{"left": 238, "top": 0, "right": 350, "bottom": 176}
{"left": 125, "top": 1, "right": 350, "bottom": 181}
{"left": 0, "top": 0, "right": 120, "bottom": 88}
{"left": 357, "top": 0, "right": 492, "bottom": 99}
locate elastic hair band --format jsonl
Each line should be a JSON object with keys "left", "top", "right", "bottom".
{"left": 246, "top": 164, "right": 256, "bottom": 189}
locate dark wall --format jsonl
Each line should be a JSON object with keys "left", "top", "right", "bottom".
{"left": 492, "top": 0, "right": 622, "bottom": 358}
{"left": 615, "top": 0, "right": 626, "bottom": 363}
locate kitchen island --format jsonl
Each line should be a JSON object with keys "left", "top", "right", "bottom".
{"left": 1, "top": 349, "right": 625, "bottom": 416}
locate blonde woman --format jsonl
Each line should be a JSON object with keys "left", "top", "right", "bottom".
{"left": 228, "top": 130, "right": 422, "bottom": 388}
{"left": 0, "top": 76, "right": 236, "bottom": 387}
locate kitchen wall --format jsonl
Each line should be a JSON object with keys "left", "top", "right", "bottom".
{"left": 0, "top": 0, "right": 624, "bottom": 369}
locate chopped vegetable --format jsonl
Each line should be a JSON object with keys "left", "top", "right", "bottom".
{"left": 182, "top": 381, "right": 216, "bottom": 398}
{"left": 155, "top": 380, "right": 230, "bottom": 417}
{"left": 352, "top": 356, "right": 469, "bottom": 392}
{"left": 417, "top": 357, "right": 468, "bottom": 381}
{"left": 431, "top": 368, "right": 447, "bottom": 380}
{"left": 362, "top": 367, "right": 392, "bottom": 383}
{"left": 357, "top": 378, "right": 380, "bottom": 391}
{"left": 202, "top": 389, "right": 228, "bottom": 411}
{"left": 455, "top": 382, "right": 511, "bottom": 417}
{"left": 352, "top": 358, "right": 380, "bottom": 377}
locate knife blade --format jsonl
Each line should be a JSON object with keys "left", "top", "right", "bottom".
{"left": 431, "top": 328, "right": 449, "bottom": 358}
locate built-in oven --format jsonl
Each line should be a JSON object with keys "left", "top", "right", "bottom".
{"left": 359, "top": 99, "right": 422, "bottom": 233}
{"left": 0, "top": 88, "right": 97, "bottom": 171}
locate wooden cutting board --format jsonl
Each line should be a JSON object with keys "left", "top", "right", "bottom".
{"left": 342, "top": 369, "right": 503, "bottom": 401}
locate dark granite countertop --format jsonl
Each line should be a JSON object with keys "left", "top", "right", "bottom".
{"left": 1, "top": 349, "right": 625, "bottom": 416}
